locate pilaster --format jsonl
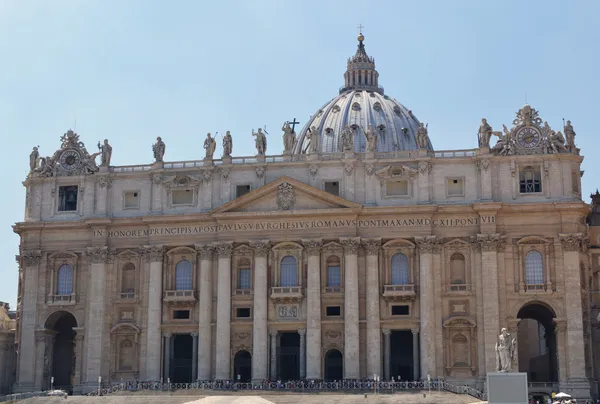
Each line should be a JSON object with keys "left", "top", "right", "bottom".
{"left": 340, "top": 237, "right": 361, "bottom": 379}
{"left": 302, "top": 238, "right": 323, "bottom": 379}
{"left": 362, "top": 238, "right": 382, "bottom": 378}
{"left": 412, "top": 328, "right": 420, "bottom": 380}
{"left": 195, "top": 244, "right": 214, "bottom": 381}
{"left": 214, "top": 241, "right": 233, "bottom": 380}
{"left": 418, "top": 161, "right": 432, "bottom": 203}
{"left": 382, "top": 329, "right": 391, "bottom": 380}
{"left": 298, "top": 329, "right": 306, "bottom": 379}
{"left": 269, "top": 330, "right": 277, "bottom": 381}
{"left": 249, "top": 240, "right": 270, "bottom": 382}
{"left": 191, "top": 332, "right": 198, "bottom": 381}
{"left": 141, "top": 245, "right": 165, "bottom": 380}
{"left": 415, "top": 236, "right": 437, "bottom": 378}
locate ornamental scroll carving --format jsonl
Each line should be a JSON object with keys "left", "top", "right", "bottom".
{"left": 415, "top": 236, "right": 439, "bottom": 254}
{"left": 140, "top": 245, "right": 166, "bottom": 262}
{"left": 476, "top": 159, "right": 490, "bottom": 172}
{"left": 215, "top": 242, "right": 234, "bottom": 258}
{"left": 21, "top": 250, "right": 42, "bottom": 267}
{"left": 302, "top": 239, "right": 323, "bottom": 256}
{"left": 473, "top": 234, "right": 506, "bottom": 252}
{"left": 559, "top": 233, "right": 583, "bottom": 252}
{"left": 418, "top": 161, "right": 433, "bottom": 174}
{"left": 249, "top": 240, "right": 271, "bottom": 257}
{"left": 195, "top": 244, "right": 214, "bottom": 259}
{"left": 276, "top": 182, "right": 295, "bottom": 210}
{"left": 340, "top": 237, "right": 361, "bottom": 255}
{"left": 86, "top": 246, "right": 115, "bottom": 264}
{"left": 361, "top": 238, "right": 382, "bottom": 255}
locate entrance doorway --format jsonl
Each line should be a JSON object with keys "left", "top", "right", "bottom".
{"left": 324, "top": 349, "right": 343, "bottom": 381}
{"left": 390, "top": 330, "right": 414, "bottom": 381}
{"left": 517, "top": 303, "right": 558, "bottom": 382}
{"left": 172, "top": 334, "right": 194, "bottom": 383}
{"left": 233, "top": 350, "right": 252, "bottom": 382}
{"left": 45, "top": 311, "right": 77, "bottom": 393}
{"left": 278, "top": 332, "right": 300, "bottom": 381}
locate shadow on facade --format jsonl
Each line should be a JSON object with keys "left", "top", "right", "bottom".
{"left": 517, "top": 302, "right": 558, "bottom": 382}
{"left": 324, "top": 349, "right": 343, "bottom": 381}
{"left": 278, "top": 332, "right": 299, "bottom": 381}
{"left": 44, "top": 311, "right": 77, "bottom": 393}
{"left": 233, "top": 350, "right": 251, "bottom": 382}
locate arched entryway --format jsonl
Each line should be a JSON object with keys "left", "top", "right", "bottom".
{"left": 45, "top": 311, "right": 78, "bottom": 392}
{"left": 233, "top": 350, "right": 252, "bottom": 382}
{"left": 516, "top": 302, "right": 558, "bottom": 382}
{"left": 323, "top": 349, "right": 343, "bottom": 381}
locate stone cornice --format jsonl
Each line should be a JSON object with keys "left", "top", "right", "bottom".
{"left": 249, "top": 240, "right": 271, "bottom": 257}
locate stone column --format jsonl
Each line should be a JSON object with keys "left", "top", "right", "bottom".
{"left": 95, "top": 175, "right": 111, "bottom": 216}
{"left": 249, "top": 240, "right": 270, "bottom": 382}
{"left": 554, "top": 319, "right": 568, "bottom": 384}
{"left": 412, "top": 329, "right": 420, "bottom": 381}
{"left": 415, "top": 236, "right": 437, "bottom": 378}
{"left": 302, "top": 238, "right": 323, "bottom": 380}
{"left": 15, "top": 251, "right": 41, "bottom": 392}
{"left": 84, "top": 246, "right": 112, "bottom": 387}
{"left": 382, "top": 329, "right": 391, "bottom": 380}
{"left": 298, "top": 329, "right": 306, "bottom": 379}
{"left": 195, "top": 244, "right": 214, "bottom": 381}
{"left": 163, "top": 333, "right": 172, "bottom": 380}
{"left": 215, "top": 242, "right": 233, "bottom": 380}
{"left": 191, "top": 332, "right": 198, "bottom": 381}
{"left": 142, "top": 245, "right": 165, "bottom": 381}
{"left": 269, "top": 330, "right": 277, "bottom": 381}
{"left": 151, "top": 174, "right": 163, "bottom": 213}
{"left": 201, "top": 172, "right": 213, "bottom": 211}
{"left": 340, "top": 237, "right": 361, "bottom": 379}
{"left": 73, "top": 333, "right": 84, "bottom": 390}
{"left": 34, "top": 333, "right": 54, "bottom": 390}
{"left": 362, "top": 238, "right": 382, "bottom": 378}
{"left": 474, "top": 234, "right": 503, "bottom": 373}
{"left": 476, "top": 159, "right": 492, "bottom": 200}
{"left": 558, "top": 234, "right": 589, "bottom": 390}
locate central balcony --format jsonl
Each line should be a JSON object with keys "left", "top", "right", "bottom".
{"left": 47, "top": 294, "right": 77, "bottom": 306}
{"left": 163, "top": 290, "right": 196, "bottom": 305}
{"left": 382, "top": 284, "right": 416, "bottom": 302}
{"left": 270, "top": 286, "right": 303, "bottom": 303}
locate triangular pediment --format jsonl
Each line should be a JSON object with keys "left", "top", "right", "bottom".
{"left": 212, "top": 176, "right": 362, "bottom": 214}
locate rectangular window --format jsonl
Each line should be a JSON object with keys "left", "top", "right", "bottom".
{"left": 519, "top": 167, "right": 542, "bottom": 193}
{"left": 324, "top": 181, "right": 340, "bottom": 196}
{"left": 391, "top": 305, "right": 409, "bottom": 316}
{"left": 386, "top": 180, "right": 409, "bottom": 197}
{"left": 236, "top": 185, "right": 251, "bottom": 198}
{"left": 173, "top": 310, "right": 190, "bottom": 320}
{"left": 236, "top": 307, "right": 251, "bottom": 318}
{"left": 238, "top": 268, "right": 251, "bottom": 289}
{"left": 326, "top": 306, "right": 341, "bottom": 317}
{"left": 327, "top": 266, "right": 341, "bottom": 287}
{"left": 172, "top": 189, "right": 193, "bottom": 205}
{"left": 446, "top": 178, "right": 464, "bottom": 196}
{"left": 58, "top": 186, "right": 78, "bottom": 212}
{"left": 124, "top": 191, "right": 140, "bottom": 209}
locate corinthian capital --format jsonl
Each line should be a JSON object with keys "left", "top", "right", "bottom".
{"left": 21, "top": 250, "right": 42, "bottom": 267}
{"left": 302, "top": 239, "right": 323, "bottom": 256}
{"left": 195, "top": 244, "right": 214, "bottom": 259}
{"left": 361, "top": 238, "right": 382, "bottom": 255}
{"left": 86, "top": 246, "right": 114, "bottom": 264}
{"left": 141, "top": 245, "right": 166, "bottom": 262}
{"left": 559, "top": 233, "right": 584, "bottom": 252}
{"left": 249, "top": 240, "right": 271, "bottom": 257}
{"left": 414, "top": 236, "right": 439, "bottom": 254}
{"left": 214, "top": 241, "right": 234, "bottom": 258}
{"left": 339, "top": 237, "right": 361, "bottom": 255}
{"left": 473, "top": 233, "right": 505, "bottom": 252}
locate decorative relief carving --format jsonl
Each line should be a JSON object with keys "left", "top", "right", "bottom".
{"left": 255, "top": 166, "right": 265, "bottom": 179}
{"left": 361, "top": 238, "right": 382, "bottom": 255}
{"left": 249, "top": 240, "right": 271, "bottom": 257}
{"left": 201, "top": 170, "right": 213, "bottom": 183}
{"left": 476, "top": 159, "right": 490, "bottom": 172}
{"left": 86, "top": 246, "right": 115, "bottom": 264}
{"left": 340, "top": 237, "right": 361, "bottom": 255}
{"left": 321, "top": 242, "right": 342, "bottom": 254}
{"left": 302, "top": 239, "right": 323, "bottom": 256}
{"left": 365, "top": 163, "right": 375, "bottom": 176}
{"left": 344, "top": 162, "right": 356, "bottom": 176}
{"left": 276, "top": 182, "right": 295, "bottom": 210}
{"left": 215, "top": 242, "right": 234, "bottom": 258}
{"left": 97, "top": 175, "right": 112, "bottom": 189}
{"left": 309, "top": 165, "right": 319, "bottom": 178}
{"left": 277, "top": 304, "right": 298, "bottom": 319}
{"left": 559, "top": 233, "right": 583, "bottom": 252}
{"left": 21, "top": 250, "right": 42, "bottom": 267}
{"left": 195, "top": 244, "right": 214, "bottom": 259}
{"left": 152, "top": 174, "right": 162, "bottom": 185}
{"left": 140, "top": 245, "right": 166, "bottom": 262}
{"left": 418, "top": 161, "right": 433, "bottom": 174}
{"left": 325, "top": 329, "right": 342, "bottom": 339}
{"left": 118, "top": 249, "right": 140, "bottom": 261}
{"left": 473, "top": 234, "right": 506, "bottom": 252}
{"left": 235, "top": 332, "right": 250, "bottom": 341}
{"left": 415, "top": 236, "right": 439, "bottom": 254}
{"left": 220, "top": 168, "right": 231, "bottom": 182}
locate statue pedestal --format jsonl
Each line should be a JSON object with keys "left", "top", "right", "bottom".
{"left": 256, "top": 155, "right": 266, "bottom": 163}
{"left": 307, "top": 153, "right": 319, "bottom": 161}
{"left": 417, "top": 149, "right": 429, "bottom": 157}
{"left": 151, "top": 162, "right": 164, "bottom": 170}
{"left": 478, "top": 146, "right": 490, "bottom": 155}
{"left": 344, "top": 152, "right": 355, "bottom": 159}
{"left": 282, "top": 155, "right": 293, "bottom": 162}
{"left": 99, "top": 165, "right": 109, "bottom": 173}
{"left": 364, "top": 152, "right": 375, "bottom": 160}
{"left": 486, "top": 372, "right": 528, "bottom": 404}
{"left": 222, "top": 156, "right": 232, "bottom": 164}
{"left": 203, "top": 158, "right": 214, "bottom": 165}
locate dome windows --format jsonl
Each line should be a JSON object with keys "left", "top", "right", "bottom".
{"left": 393, "top": 106, "right": 403, "bottom": 116}
{"left": 332, "top": 105, "right": 341, "bottom": 113}
{"left": 352, "top": 102, "right": 361, "bottom": 111}
{"left": 373, "top": 102, "right": 382, "bottom": 111}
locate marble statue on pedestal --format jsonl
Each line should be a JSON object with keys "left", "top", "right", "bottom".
{"left": 416, "top": 123, "right": 430, "bottom": 149}
{"left": 340, "top": 126, "right": 354, "bottom": 152}
{"left": 306, "top": 126, "right": 319, "bottom": 154}
{"left": 564, "top": 120, "right": 576, "bottom": 151}
{"left": 204, "top": 133, "right": 216, "bottom": 160}
{"left": 98, "top": 139, "right": 113, "bottom": 166}
{"left": 478, "top": 118, "right": 493, "bottom": 148}
{"left": 365, "top": 125, "right": 378, "bottom": 152}
{"left": 253, "top": 128, "right": 267, "bottom": 155}
{"left": 29, "top": 146, "right": 39, "bottom": 172}
{"left": 282, "top": 122, "right": 296, "bottom": 154}
{"left": 153, "top": 137, "right": 166, "bottom": 162}
{"left": 222, "top": 131, "right": 232, "bottom": 157}
{"left": 495, "top": 328, "right": 516, "bottom": 372}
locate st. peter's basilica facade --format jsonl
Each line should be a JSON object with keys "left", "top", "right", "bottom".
{"left": 4, "top": 34, "right": 600, "bottom": 399}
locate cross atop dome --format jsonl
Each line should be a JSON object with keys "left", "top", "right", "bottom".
{"left": 340, "top": 31, "right": 382, "bottom": 94}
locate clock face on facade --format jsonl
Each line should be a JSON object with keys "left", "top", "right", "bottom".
{"left": 59, "top": 149, "right": 82, "bottom": 170}
{"left": 516, "top": 126, "right": 541, "bottom": 149}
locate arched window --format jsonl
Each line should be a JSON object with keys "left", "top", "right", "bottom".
{"left": 121, "top": 263, "right": 136, "bottom": 293}
{"left": 238, "top": 259, "right": 251, "bottom": 290}
{"left": 391, "top": 253, "right": 409, "bottom": 285}
{"left": 519, "top": 166, "right": 542, "bottom": 193}
{"left": 118, "top": 339, "right": 134, "bottom": 371}
{"left": 525, "top": 251, "right": 544, "bottom": 285}
{"left": 280, "top": 256, "right": 297, "bottom": 287}
{"left": 450, "top": 253, "right": 466, "bottom": 285}
{"left": 175, "top": 259, "right": 193, "bottom": 290}
{"left": 326, "top": 257, "right": 341, "bottom": 288}
{"left": 56, "top": 264, "right": 73, "bottom": 295}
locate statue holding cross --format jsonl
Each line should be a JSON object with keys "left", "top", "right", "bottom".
{"left": 282, "top": 121, "right": 297, "bottom": 154}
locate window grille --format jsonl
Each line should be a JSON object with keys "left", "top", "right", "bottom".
{"left": 525, "top": 251, "right": 544, "bottom": 285}
{"left": 519, "top": 167, "right": 542, "bottom": 193}
{"left": 175, "top": 259, "right": 193, "bottom": 290}
{"left": 391, "top": 253, "right": 409, "bottom": 285}
{"left": 239, "top": 268, "right": 251, "bottom": 289}
{"left": 327, "top": 265, "right": 341, "bottom": 287}
{"left": 57, "top": 264, "right": 73, "bottom": 295}
{"left": 280, "top": 256, "right": 298, "bottom": 287}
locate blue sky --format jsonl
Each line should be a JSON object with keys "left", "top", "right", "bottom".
{"left": 0, "top": 0, "right": 598, "bottom": 307}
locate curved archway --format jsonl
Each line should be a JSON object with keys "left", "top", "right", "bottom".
{"left": 233, "top": 350, "right": 252, "bottom": 382}
{"left": 45, "top": 311, "right": 78, "bottom": 392}
{"left": 516, "top": 302, "right": 558, "bottom": 382}
{"left": 324, "top": 349, "right": 343, "bottom": 381}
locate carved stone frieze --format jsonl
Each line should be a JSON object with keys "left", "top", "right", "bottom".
{"left": 276, "top": 181, "right": 295, "bottom": 210}
{"left": 344, "top": 162, "right": 356, "bottom": 176}
{"left": 361, "top": 238, "right": 382, "bottom": 255}
{"left": 249, "top": 240, "right": 271, "bottom": 257}
{"left": 365, "top": 163, "right": 375, "bottom": 176}
{"left": 324, "top": 329, "right": 342, "bottom": 339}
{"left": 340, "top": 237, "right": 361, "bottom": 255}
{"left": 201, "top": 170, "right": 213, "bottom": 183}
{"left": 475, "top": 159, "right": 490, "bottom": 172}
{"left": 86, "top": 246, "right": 115, "bottom": 264}
{"left": 418, "top": 161, "right": 433, "bottom": 174}
{"left": 302, "top": 239, "right": 323, "bottom": 256}
{"left": 220, "top": 168, "right": 231, "bottom": 182}
{"left": 118, "top": 249, "right": 140, "bottom": 261}
{"left": 309, "top": 165, "right": 319, "bottom": 178}
{"left": 21, "top": 250, "right": 42, "bottom": 267}
{"left": 152, "top": 174, "right": 162, "bottom": 185}
{"left": 195, "top": 244, "right": 214, "bottom": 259}
{"left": 255, "top": 166, "right": 265, "bottom": 179}
{"left": 472, "top": 234, "right": 506, "bottom": 252}
{"left": 559, "top": 233, "right": 584, "bottom": 252}
{"left": 415, "top": 236, "right": 439, "bottom": 254}
{"left": 140, "top": 245, "right": 166, "bottom": 262}
{"left": 97, "top": 175, "right": 112, "bottom": 189}
{"left": 215, "top": 242, "right": 234, "bottom": 258}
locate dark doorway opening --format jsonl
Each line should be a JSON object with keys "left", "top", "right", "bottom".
{"left": 517, "top": 303, "right": 558, "bottom": 382}
{"left": 278, "top": 332, "right": 300, "bottom": 381}
{"left": 324, "top": 349, "right": 343, "bottom": 381}
{"left": 45, "top": 311, "right": 77, "bottom": 393}
{"left": 172, "top": 334, "right": 194, "bottom": 383}
{"left": 233, "top": 350, "right": 252, "bottom": 382}
{"left": 390, "top": 330, "right": 414, "bottom": 381}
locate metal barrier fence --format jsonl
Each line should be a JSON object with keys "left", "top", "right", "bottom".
{"left": 0, "top": 391, "right": 47, "bottom": 403}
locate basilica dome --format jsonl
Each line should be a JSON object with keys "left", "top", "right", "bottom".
{"left": 293, "top": 34, "right": 432, "bottom": 154}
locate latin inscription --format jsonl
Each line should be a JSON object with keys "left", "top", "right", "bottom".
{"left": 93, "top": 216, "right": 495, "bottom": 238}
{"left": 277, "top": 305, "right": 298, "bottom": 319}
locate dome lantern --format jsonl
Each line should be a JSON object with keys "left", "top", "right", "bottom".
{"left": 340, "top": 33, "right": 382, "bottom": 95}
